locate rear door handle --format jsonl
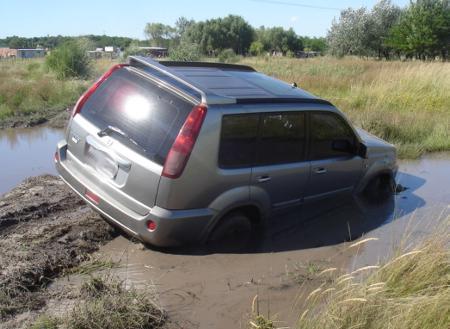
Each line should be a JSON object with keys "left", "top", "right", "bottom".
{"left": 314, "top": 168, "right": 327, "bottom": 174}
{"left": 257, "top": 175, "right": 271, "bottom": 183}
{"left": 86, "top": 135, "right": 131, "bottom": 171}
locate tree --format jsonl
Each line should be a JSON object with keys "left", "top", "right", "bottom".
{"left": 144, "top": 23, "right": 175, "bottom": 47}
{"left": 369, "top": 0, "right": 402, "bottom": 59}
{"left": 175, "top": 17, "right": 195, "bottom": 37}
{"left": 327, "top": 7, "right": 373, "bottom": 57}
{"left": 256, "top": 26, "right": 303, "bottom": 54}
{"left": 387, "top": 0, "right": 449, "bottom": 60}
{"left": 183, "top": 15, "right": 254, "bottom": 55}
{"left": 249, "top": 41, "right": 265, "bottom": 56}
{"left": 301, "top": 37, "right": 327, "bottom": 53}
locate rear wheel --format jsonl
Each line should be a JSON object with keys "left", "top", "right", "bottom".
{"left": 207, "top": 212, "right": 252, "bottom": 252}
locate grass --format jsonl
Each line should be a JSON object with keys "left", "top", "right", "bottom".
{"left": 30, "top": 275, "right": 165, "bottom": 329}
{"left": 0, "top": 58, "right": 116, "bottom": 127}
{"left": 1, "top": 56, "right": 448, "bottom": 157}
{"left": 251, "top": 217, "right": 449, "bottom": 329}
{"left": 65, "top": 256, "right": 119, "bottom": 275}
{"left": 239, "top": 56, "right": 450, "bottom": 158}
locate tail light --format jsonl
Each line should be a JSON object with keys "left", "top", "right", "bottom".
{"left": 162, "top": 104, "right": 207, "bottom": 179}
{"left": 71, "top": 64, "right": 129, "bottom": 117}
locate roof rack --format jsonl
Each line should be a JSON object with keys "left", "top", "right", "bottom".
{"left": 127, "top": 56, "right": 331, "bottom": 107}
{"left": 128, "top": 56, "right": 208, "bottom": 103}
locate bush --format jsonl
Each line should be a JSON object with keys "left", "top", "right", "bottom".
{"left": 218, "top": 48, "right": 239, "bottom": 63}
{"left": 249, "top": 41, "right": 265, "bottom": 56}
{"left": 46, "top": 41, "right": 91, "bottom": 79}
{"left": 168, "top": 42, "right": 201, "bottom": 61}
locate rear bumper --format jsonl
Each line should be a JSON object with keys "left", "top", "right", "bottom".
{"left": 55, "top": 140, "right": 215, "bottom": 247}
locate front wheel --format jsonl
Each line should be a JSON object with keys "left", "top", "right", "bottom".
{"left": 363, "top": 174, "right": 395, "bottom": 201}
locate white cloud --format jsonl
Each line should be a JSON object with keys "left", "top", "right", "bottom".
{"left": 290, "top": 16, "right": 299, "bottom": 22}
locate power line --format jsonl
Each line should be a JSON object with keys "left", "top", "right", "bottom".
{"left": 250, "top": 0, "right": 341, "bottom": 11}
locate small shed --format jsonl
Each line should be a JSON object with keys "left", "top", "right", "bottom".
{"left": 16, "top": 49, "right": 45, "bottom": 59}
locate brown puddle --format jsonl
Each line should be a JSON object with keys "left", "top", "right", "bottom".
{"left": 93, "top": 153, "right": 450, "bottom": 329}
{"left": 1, "top": 125, "right": 448, "bottom": 328}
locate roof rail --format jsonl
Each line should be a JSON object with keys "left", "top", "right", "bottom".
{"left": 128, "top": 56, "right": 208, "bottom": 104}
{"left": 160, "top": 61, "right": 256, "bottom": 72}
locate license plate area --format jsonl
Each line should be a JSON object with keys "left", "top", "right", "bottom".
{"left": 85, "top": 144, "right": 119, "bottom": 179}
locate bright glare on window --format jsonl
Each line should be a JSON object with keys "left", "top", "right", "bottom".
{"left": 123, "top": 94, "right": 152, "bottom": 120}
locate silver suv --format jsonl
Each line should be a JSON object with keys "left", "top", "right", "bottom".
{"left": 55, "top": 56, "right": 398, "bottom": 247}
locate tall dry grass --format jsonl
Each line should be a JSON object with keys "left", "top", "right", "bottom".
{"left": 240, "top": 57, "right": 450, "bottom": 158}
{"left": 294, "top": 218, "right": 450, "bottom": 329}
{"left": 248, "top": 217, "right": 449, "bottom": 329}
{"left": 0, "top": 58, "right": 118, "bottom": 124}
{"left": 0, "top": 59, "right": 90, "bottom": 123}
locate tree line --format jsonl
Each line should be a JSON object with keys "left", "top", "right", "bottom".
{"left": 2, "top": 0, "right": 447, "bottom": 61}
{"left": 327, "top": 0, "right": 449, "bottom": 60}
{"left": 0, "top": 35, "right": 135, "bottom": 50}
{"left": 143, "top": 15, "right": 327, "bottom": 58}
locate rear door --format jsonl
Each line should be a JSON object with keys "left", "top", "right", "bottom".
{"left": 250, "top": 111, "right": 309, "bottom": 208}
{"left": 305, "top": 111, "right": 363, "bottom": 201}
{"left": 66, "top": 67, "right": 193, "bottom": 212}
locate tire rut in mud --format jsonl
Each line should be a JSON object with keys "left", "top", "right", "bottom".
{"left": 0, "top": 175, "right": 116, "bottom": 321}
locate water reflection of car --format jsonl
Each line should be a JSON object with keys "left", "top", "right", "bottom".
{"left": 54, "top": 56, "right": 398, "bottom": 247}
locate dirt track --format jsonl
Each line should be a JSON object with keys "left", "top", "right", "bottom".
{"left": 0, "top": 175, "right": 115, "bottom": 327}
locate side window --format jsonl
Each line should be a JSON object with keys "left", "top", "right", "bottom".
{"left": 310, "top": 112, "right": 356, "bottom": 160}
{"left": 219, "top": 114, "right": 259, "bottom": 168}
{"left": 257, "top": 112, "right": 306, "bottom": 165}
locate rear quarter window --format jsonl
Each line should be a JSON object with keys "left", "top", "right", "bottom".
{"left": 80, "top": 68, "right": 192, "bottom": 165}
{"left": 219, "top": 114, "right": 259, "bottom": 168}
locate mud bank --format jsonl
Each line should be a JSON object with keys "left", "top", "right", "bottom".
{"left": 0, "top": 175, "right": 116, "bottom": 327}
{"left": 0, "top": 107, "right": 70, "bottom": 130}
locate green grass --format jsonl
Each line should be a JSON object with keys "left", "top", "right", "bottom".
{"left": 1, "top": 56, "right": 449, "bottom": 158}
{"left": 0, "top": 59, "right": 101, "bottom": 127}
{"left": 239, "top": 56, "right": 450, "bottom": 158}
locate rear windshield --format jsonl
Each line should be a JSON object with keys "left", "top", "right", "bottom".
{"left": 80, "top": 68, "right": 192, "bottom": 165}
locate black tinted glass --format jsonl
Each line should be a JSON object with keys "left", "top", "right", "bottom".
{"left": 257, "top": 112, "right": 305, "bottom": 165}
{"left": 310, "top": 112, "right": 356, "bottom": 160}
{"left": 219, "top": 114, "right": 259, "bottom": 168}
{"left": 80, "top": 69, "right": 192, "bottom": 165}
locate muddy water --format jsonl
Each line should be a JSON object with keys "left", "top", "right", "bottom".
{"left": 2, "top": 125, "right": 448, "bottom": 328}
{"left": 94, "top": 154, "right": 450, "bottom": 329}
{"left": 0, "top": 127, "right": 64, "bottom": 196}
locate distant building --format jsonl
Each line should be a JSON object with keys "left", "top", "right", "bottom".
{"left": 87, "top": 50, "right": 103, "bottom": 59}
{"left": 138, "top": 47, "right": 168, "bottom": 58}
{"left": 0, "top": 48, "right": 17, "bottom": 58}
{"left": 295, "top": 51, "right": 321, "bottom": 58}
{"left": 16, "top": 48, "right": 45, "bottom": 59}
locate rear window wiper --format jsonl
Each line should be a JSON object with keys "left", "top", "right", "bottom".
{"left": 97, "top": 125, "right": 149, "bottom": 155}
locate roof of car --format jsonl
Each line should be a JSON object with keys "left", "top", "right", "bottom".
{"left": 128, "top": 56, "right": 331, "bottom": 106}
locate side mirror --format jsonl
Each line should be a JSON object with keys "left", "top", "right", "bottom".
{"left": 358, "top": 142, "right": 368, "bottom": 158}
{"left": 332, "top": 139, "right": 353, "bottom": 153}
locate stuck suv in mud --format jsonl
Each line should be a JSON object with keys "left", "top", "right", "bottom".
{"left": 55, "top": 56, "right": 397, "bottom": 247}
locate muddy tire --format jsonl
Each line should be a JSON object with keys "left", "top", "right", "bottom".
{"left": 207, "top": 212, "right": 252, "bottom": 252}
{"left": 364, "top": 174, "right": 395, "bottom": 201}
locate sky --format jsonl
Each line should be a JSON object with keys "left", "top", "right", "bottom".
{"left": 0, "top": 0, "right": 410, "bottom": 39}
